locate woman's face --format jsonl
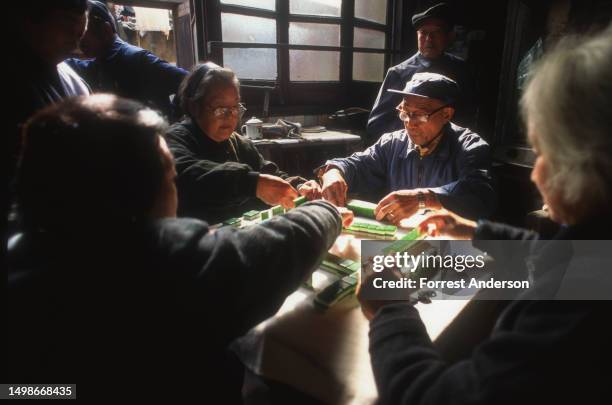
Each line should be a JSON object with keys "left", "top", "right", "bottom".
{"left": 530, "top": 132, "right": 565, "bottom": 223}
{"left": 195, "top": 85, "right": 240, "bottom": 143}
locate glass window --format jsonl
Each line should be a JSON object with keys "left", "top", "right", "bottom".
{"left": 224, "top": 48, "right": 277, "bottom": 79}
{"left": 353, "top": 52, "right": 385, "bottom": 82}
{"left": 289, "top": 22, "right": 340, "bottom": 46}
{"left": 220, "top": 0, "right": 275, "bottom": 10}
{"left": 353, "top": 27, "right": 385, "bottom": 49}
{"left": 290, "top": 50, "right": 340, "bottom": 81}
{"left": 289, "top": 0, "right": 341, "bottom": 17}
{"left": 221, "top": 13, "right": 276, "bottom": 43}
{"left": 355, "top": 0, "right": 387, "bottom": 24}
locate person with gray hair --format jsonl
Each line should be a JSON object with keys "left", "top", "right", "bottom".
{"left": 520, "top": 29, "right": 612, "bottom": 224}
{"left": 358, "top": 26, "right": 612, "bottom": 405}
{"left": 166, "top": 62, "right": 322, "bottom": 223}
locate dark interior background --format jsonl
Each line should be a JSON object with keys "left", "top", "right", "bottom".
{"left": 132, "top": 0, "right": 612, "bottom": 228}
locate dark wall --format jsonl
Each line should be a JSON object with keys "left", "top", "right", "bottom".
{"left": 399, "top": 1, "right": 509, "bottom": 142}
{"left": 491, "top": 0, "right": 612, "bottom": 226}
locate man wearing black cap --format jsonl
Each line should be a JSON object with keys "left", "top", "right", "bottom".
{"left": 367, "top": 2, "right": 475, "bottom": 142}
{"left": 319, "top": 72, "right": 495, "bottom": 222}
{"left": 65, "top": 1, "right": 188, "bottom": 119}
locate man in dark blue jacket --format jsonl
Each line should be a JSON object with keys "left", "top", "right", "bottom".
{"left": 66, "top": 1, "right": 188, "bottom": 119}
{"left": 367, "top": 3, "right": 475, "bottom": 142}
{"left": 320, "top": 73, "right": 495, "bottom": 222}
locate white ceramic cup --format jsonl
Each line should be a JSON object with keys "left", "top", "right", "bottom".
{"left": 241, "top": 117, "right": 263, "bottom": 140}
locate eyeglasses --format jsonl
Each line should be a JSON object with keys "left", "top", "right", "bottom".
{"left": 396, "top": 103, "right": 448, "bottom": 123}
{"left": 417, "top": 28, "right": 446, "bottom": 39}
{"left": 207, "top": 103, "right": 246, "bottom": 119}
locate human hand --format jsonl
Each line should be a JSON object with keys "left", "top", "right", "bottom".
{"left": 321, "top": 168, "right": 348, "bottom": 207}
{"left": 256, "top": 174, "right": 299, "bottom": 209}
{"left": 356, "top": 261, "right": 405, "bottom": 320}
{"left": 375, "top": 189, "right": 441, "bottom": 225}
{"left": 336, "top": 206, "right": 354, "bottom": 228}
{"left": 297, "top": 180, "right": 322, "bottom": 200}
{"left": 417, "top": 210, "right": 477, "bottom": 240}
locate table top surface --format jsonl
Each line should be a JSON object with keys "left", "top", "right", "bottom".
{"left": 233, "top": 209, "right": 471, "bottom": 405}
{"left": 252, "top": 130, "right": 362, "bottom": 146}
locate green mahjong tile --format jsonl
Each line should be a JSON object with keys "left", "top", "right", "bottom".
{"left": 313, "top": 277, "right": 357, "bottom": 310}
{"left": 293, "top": 196, "right": 307, "bottom": 207}
{"left": 243, "top": 210, "right": 260, "bottom": 220}
{"left": 381, "top": 228, "right": 424, "bottom": 254}
{"left": 271, "top": 205, "right": 284, "bottom": 216}
{"left": 342, "top": 274, "right": 358, "bottom": 286}
{"left": 321, "top": 260, "right": 352, "bottom": 276}
{"left": 223, "top": 217, "right": 242, "bottom": 227}
{"left": 340, "top": 259, "right": 360, "bottom": 273}
{"left": 347, "top": 200, "right": 377, "bottom": 219}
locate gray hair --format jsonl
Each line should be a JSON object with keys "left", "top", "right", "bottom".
{"left": 178, "top": 62, "right": 240, "bottom": 118}
{"left": 521, "top": 25, "right": 612, "bottom": 218}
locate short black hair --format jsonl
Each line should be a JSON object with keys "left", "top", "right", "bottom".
{"left": 17, "top": 95, "right": 168, "bottom": 233}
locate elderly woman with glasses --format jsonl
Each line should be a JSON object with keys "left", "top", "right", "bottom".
{"left": 166, "top": 62, "right": 321, "bottom": 223}
{"left": 319, "top": 72, "right": 496, "bottom": 223}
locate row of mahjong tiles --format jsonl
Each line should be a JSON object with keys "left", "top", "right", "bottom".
{"left": 224, "top": 198, "right": 392, "bottom": 236}
{"left": 219, "top": 198, "right": 424, "bottom": 309}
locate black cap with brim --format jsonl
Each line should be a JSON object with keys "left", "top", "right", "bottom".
{"left": 411, "top": 2, "right": 453, "bottom": 30}
{"left": 88, "top": 0, "right": 117, "bottom": 33}
{"left": 388, "top": 72, "right": 459, "bottom": 106}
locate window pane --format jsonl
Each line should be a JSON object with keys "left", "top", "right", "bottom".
{"left": 289, "top": 22, "right": 340, "bottom": 46}
{"left": 221, "top": 13, "right": 276, "bottom": 43}
{"left": 353, "top": 52, "right": 385, "bottom": 82}
{"left": 355, "top": 0, "right": 387, "bottom": 24}
{"left": 290, "top": 50, "right": 339, "bottom": 81}
{"left": 221, "top": 0, "right": 275, "bottom": 11}
{"left": 353, "top": 27, "right": 385, "bottom": 49}
{"left": 289, "top": 0, "right": 341, "bottom": 17}
{"left": 224, "top": 48, "right": 277, "bottom": 79}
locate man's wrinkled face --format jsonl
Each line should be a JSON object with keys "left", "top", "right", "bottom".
{"left": 400, "top": 95, "right": 453, "bottom": 146}
{"left": 79, "top": 17, "right": 114, "bottom": 58}
{"left": 417, "top": 19, "right": 453, "bottom": 59}
{"left": 27, "top": 10, "right": 87, "bottom": 64}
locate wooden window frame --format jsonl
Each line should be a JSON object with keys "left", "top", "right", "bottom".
{"left": 196, "top": 0, "right": 399, "bottom": 114}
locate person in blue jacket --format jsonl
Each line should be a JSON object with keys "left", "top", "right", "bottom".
{"left": 319, "top": 72, "right": 495, "bottom": 223}
{"left": 367, "top": 3, "right": 475, "bottom": 143}
{"left": 66, "top": 1, "right": 188, "bottom": 119}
